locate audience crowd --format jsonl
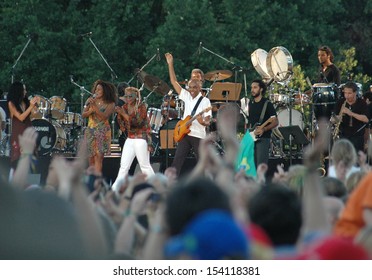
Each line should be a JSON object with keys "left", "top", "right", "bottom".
{"left": 1, "top": 105, "right": 372, "bottom": 260}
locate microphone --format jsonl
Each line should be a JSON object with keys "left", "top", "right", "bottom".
{"left": 79, "top": 32, "right": 92, "bottom": 37}
{"left": 27, "top": 33, "right": 39, "bottom": 40}
{"left": 69, "top": 75, "right": 74, "bottom": 82}
{"left": 198, "top": 42, "right": 202, "bottom": 55}
{"left": 156, "top": 48, "right": 160, "bottom": 61}
{"left": 167, "top": 89, "right": 173, "bottom": 96}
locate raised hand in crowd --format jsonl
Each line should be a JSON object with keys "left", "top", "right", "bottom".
{"left": 11, "top": 126, "right": 38, "bottom": 189}
{"left": 52, "top": 140, "right": 108, "bottom": 259}
{"left": 114, "top": 188, "right": 153, "bottom": 257}
{"left": 301, "top": 118, "right": 331, "bottom": 238}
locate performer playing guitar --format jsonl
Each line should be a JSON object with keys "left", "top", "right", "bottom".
{"left": 174, "top": 106, "right": 212, "bottom": 142}
{"left": 165, "top": 52, "right": 212, "bottom": 175}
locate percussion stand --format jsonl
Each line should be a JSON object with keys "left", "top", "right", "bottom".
{"left": 287, "top": 87, "right": 294, "bottom": 165}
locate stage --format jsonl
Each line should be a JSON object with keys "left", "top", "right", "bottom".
{"left": 0, "top": 153, "right": 303, "bottom": 185}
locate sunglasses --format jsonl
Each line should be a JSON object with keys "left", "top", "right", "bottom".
{"left": 124, "top": 93, "right": 136, "bottom": 98}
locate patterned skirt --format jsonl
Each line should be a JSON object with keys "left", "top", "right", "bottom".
{"left": 84, "top": 126, "right": 111, "bottom": 157}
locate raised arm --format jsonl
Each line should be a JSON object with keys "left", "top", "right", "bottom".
{"left": 165, "top": 53, "right": 182, "bottom": 95}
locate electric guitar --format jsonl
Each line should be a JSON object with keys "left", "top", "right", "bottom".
{"left": 173, "top": 107, "right": 212, "bottom": 143}
{"left": 249, "top": 116, "right": 276, "bottom": 142}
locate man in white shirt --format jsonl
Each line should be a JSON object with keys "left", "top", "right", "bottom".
{"left": 165, "top": 53, "right": 212, "bottom": 176}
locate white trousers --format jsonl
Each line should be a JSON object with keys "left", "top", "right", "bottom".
{"left": 112, "top": 138, "right": 154, "bottom": 192}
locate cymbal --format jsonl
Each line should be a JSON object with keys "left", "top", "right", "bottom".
{"left": 144, "top": 74, "right": 171, "bottom": 95}
{"left": 204, "top": 70, "right": 233, "bottom": 81}
{"left": 134, "top": 68, "right": 147, "bottom": 84}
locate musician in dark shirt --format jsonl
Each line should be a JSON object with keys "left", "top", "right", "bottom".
{"left": 317, "top": 45, "right": 341, "bottom": 86}
{"left": 248, "top": 79, "right": 278, "bottom": 166}
{"left": 333, "top": 82, "right": 369, "bottom": 152}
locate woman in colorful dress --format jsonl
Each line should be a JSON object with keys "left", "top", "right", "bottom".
{"left": 82, "top": 80, "right": 116, "bottom": 173}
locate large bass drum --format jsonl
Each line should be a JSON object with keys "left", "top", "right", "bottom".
{"left": 273, "top": 108, "right": 303, "bottom": 139}
{"left": 266, "top": 46, "right": 293, "bottom": 82}
{"left": 32, "top": 119, "right": 67, "bottom": 155}
{"left": 251, "top": 49, "right": 271, "bottom": 80}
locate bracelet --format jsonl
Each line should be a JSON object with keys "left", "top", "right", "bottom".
{"left": 124, "top": 208, "right": 136, "bottom": 218}
{"left": 151, "top": 224, "right": 164, "bottom": 234}
{"left": 20, "top": 152, "right": 33, "bottom": 159}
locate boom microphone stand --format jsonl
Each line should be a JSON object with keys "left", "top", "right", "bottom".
{"left": 199, "top": 42, "right": 249, "bottom": 129}
{"left": 69, "top": 76, "right": 94, "bottom": 135}
{"left": 83, "top": 33, "right": 118, "bottom": 82}
{"left": 11, "top": 35, "right": 33, "bottom": 83}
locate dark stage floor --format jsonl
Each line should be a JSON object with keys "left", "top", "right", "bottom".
{"left": 0, "top": 153, "right": 303, "bottom": 186}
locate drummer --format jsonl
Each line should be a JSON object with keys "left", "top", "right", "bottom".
{"left": 317, "top": 45, "right": 341, "bottom": 86}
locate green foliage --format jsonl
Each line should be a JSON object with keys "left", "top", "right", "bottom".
{"left": 0, "top": 0, "right": 372, "bottom": 115}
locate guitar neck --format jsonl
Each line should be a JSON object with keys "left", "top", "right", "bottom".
{"left": 186, "top": 110, "right": 205, "bottom": 125}
{"left": 251, "top": 116, "right": 274, "bottom": 130}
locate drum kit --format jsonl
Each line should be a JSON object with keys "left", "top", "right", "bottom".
{"left": 30, "top": 95, "right": 82, "bottom": 155}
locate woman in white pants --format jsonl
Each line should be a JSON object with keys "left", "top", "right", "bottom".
{"left": 112, "top": 87, "right": 154, "bottom": 192}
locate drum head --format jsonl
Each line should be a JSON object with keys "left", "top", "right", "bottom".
{"left": 266, "top": 46, "right": 293, "bottom": 82}
{"left": 32, "top": 119, "right": 65, "bottom": 155}
{"left": 251, "top": 49, "right": 271, "bottom": 80}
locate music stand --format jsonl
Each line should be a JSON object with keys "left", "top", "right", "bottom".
{"left": 278, "top": 125, "right": 309, "bottom": 164}
{"left": 209, "top": 82, "right": 242, "bottom": 101}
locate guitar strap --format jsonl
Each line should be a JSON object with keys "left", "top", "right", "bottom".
{"left": 190, "top": 96, "right": 204, "bottom": 117}
{"left": 258, "top": 100, "right": 269, "bottom": 125}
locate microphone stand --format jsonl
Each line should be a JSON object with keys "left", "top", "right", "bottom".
{"left": 11, "top": 36, "right": 32, "bottom": 83}
{"left": 69, "top": 76, "right": 93, "bottom": 135}
{"left": 85, "top": 35, "right": 118, "bottom": 82}
{"left": 199, "top": 43, "right": 249, "bottom": 130}
{"left": 127, "top": 52, "right": 158, "bottom": 85}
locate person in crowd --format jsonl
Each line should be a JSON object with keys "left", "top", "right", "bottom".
{"left": 165, "top": 53, "right": 212, "bottom": 176}
{"left": 321, "top": 177, "right": 347, "bottom": 199}
{"left": 317, "top": 45, "right": 341, "bottom": 86}
{"left": 332, "top": 82, "right": 369, "bottom": 153}
{"left": 327, "top": 139, "right": 358, "bottom": 184}
{"left": 111, "top": 87, "right": 154, "bottom": 192}
{"left": 82, "top": 79, "right": 116, "bottom": 174}
{"left": 247, "top": 79, "right": 278, "bottom": 167}
{"left": 334, "top": 171, "right": 372, "bottom": 239}
{"left": 7, "top": 81, "right": 39, "bottom": 172}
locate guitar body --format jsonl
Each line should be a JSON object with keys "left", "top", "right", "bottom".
{"left": 249, "top": 116, "right": 276, "bottom": 142}
{"left": 174, "top": 116, "right": 192, "bottom": 143}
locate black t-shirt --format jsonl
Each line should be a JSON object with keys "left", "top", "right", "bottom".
{"left": 318, "top": 64, "right": 341, "bottom": 85}
{"left": 334, "top": 98, "right": 369, "bottom": 137}
{"left": 248, "top": 97, "right": 277, "bottom": 138}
